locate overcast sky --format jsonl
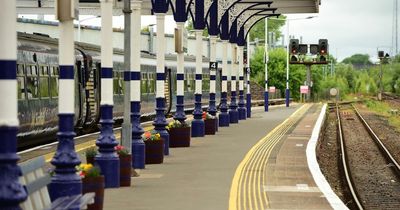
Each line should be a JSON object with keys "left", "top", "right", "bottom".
{"left": 28, "top": 0, "right": 396, "bottom": 62}
{"left": 286, "top": 0, "right": 395, "bottom": 62}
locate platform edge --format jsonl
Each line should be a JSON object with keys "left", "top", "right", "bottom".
{"left": 306, "top": 104, "right": 349, "bottom": 210}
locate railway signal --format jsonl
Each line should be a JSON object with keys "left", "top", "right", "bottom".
{"left": 289, "top": 39, "right": 299, "bottom": 62}
{"left": 318, "top": 39, "right": 328, "bottom": 62}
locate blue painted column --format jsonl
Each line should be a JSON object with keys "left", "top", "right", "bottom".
{"left": 191, "top": 30, "right": 205, "bottom": 137}
{"left": 174, "top": 22, "right": 186, "bottom": 123}
{"left": 264, "top": 18, "right": 269, "bottom": 112}
{"left": 246, "top": 33, "right": 251, "bottom": 118}
{"left": 228, "top": 43, "right": 239, "bottom": 123}
{"left": 153, "top": 13, "right": 169, "bottom": 155}
{"left": 173, "top": 0, "right": 187, "bottom": 123}
{"left": 285, "top": 22, "right": 290, "bottom": 107}
{"left": 246, "top": 67, "right": 251, "bottom": 118}
{"left": 219, "top": 40, "right": 230, "bottom": 126}
{"left": 49, "top": 4, "right": 82, "bottom": 200}
{"left": 95, "top": 0, "right": 120, "bottom": 188}
{"left": 0, "top": 1, "right": 28, "bottom": 208}
{"left": 237, "top": 45, "right": 246, "bottom": 120}
{"left": 131, "top": 0, "right": 145, "bottom": 169}
{"left": 208, "top": 36, "right": 218, "bottom": 126}
{"left": 191, "top": 0, "right": 206, "bottom": 137}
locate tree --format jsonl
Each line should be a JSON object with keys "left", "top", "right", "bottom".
{"left": 342, "top": 54, "right": 373, "bottom": 69}
{"left": 250, "top": 47, "right": 306, "bottom": 100}
{"left": 249, "top": 16, "right": 286, "bottom": 42}
{"left": 185, "top": 17, "right": 209, "bottom": 37}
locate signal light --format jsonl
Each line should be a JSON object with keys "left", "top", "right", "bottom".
{"left": 298, "top": 44, "right": 308, "bottom": 55}
{"left": 289, "top": 39, "right": 299, "bottom": 55}
{"left": 310, "top": 44, "right": 319, "bottom": 55}
{"left": 318, "top": 39, "right": 328, "bottom": 55}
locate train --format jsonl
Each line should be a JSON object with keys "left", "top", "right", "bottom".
{"left": 16, "top": 32, "right": 221, "bottom": 149}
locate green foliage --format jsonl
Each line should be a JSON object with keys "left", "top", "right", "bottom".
{"left": 185, "top": 18, "right": 209, "bottom": 37}
{"left": 250, "top": 47, "right": 306, "bottom": 100}
{"left": 249, "top": 17, "right": 286, "bottom": 42}
{"left": 342, "top": 54, "right": 372, "bottom": 67}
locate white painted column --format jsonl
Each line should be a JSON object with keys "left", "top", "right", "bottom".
{"left": 101, "top": 0, "right": 113, "bottom": 106}
{"left": 96, "top": 0, "right": 119, "bottom": 188}
{"left": 209, "top": 36, "right": 217, "bottom": 95}
{"left": 155, "top": 13, "right": 165, "bottom": 98}
{"left": 177, "top": 23, "right": 185, "bottom": 97}
{"left": 58, "top": 21, "right": 75, "bottom": 114}
{"left": 222, "top": 41, "right": 228, "bottom": 93}
{"left": 238, "top": 46, "right": 244, "bottom": 93}
{"left": 130, "top": 0, "right": 145, "bottom": 169}
{"left": 0, "top": 0, "right": 18, "bottom": 127}
{"left": 131, "top": 1, "right": 141, "bottom": 102}
{"left": 195, "top": 30, "right": 203, "bottom": 95}
{"left": 246, "top": 35, "right": 251, "bottom": 95}
{"left": 231, "top": 44, "right": 236, "bottom": 93}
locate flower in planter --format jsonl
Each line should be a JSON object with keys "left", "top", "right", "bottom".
{"left": 202, "top": 111, "right": 216, "bottom": 120}
{"left": 115, "top": 145, "right": 130, "bottom": 157}
{"left": 77, "top": 163, "right": 101, "bottom": 179}
{"left": 142, "top": 130, "right": 162, "bottom": 141}
{"left": 166, "top": 120, "right": 190, "bottom": 130}
{"left": 85, "top": 147, "right": 98, "bottom": 159}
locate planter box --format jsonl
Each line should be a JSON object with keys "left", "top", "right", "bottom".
{"left": 169, "top": 127, "right": 191, "bottom": 147}
{"left": 205, "top": 119, "right": 217, "bottom": 135}
{"left": 119, "top": 155, "right": 132, "bottom": 187}
{"left": 145, "top": 139, "right": 164, "bottom": 164}
{"left": 82, "top": 175, "right": 105, "bottom": 210}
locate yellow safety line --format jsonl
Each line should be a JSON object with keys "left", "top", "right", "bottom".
{"left": 229, "top": 104, "right": 308, "bottom": 210}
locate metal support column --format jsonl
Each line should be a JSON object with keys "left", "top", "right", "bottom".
{"left": 229, "top": 43, "right": 239, "bottom": 123}
{"left": 219, "top": 40, "right": 230, "bottom": 126}
{"left": 174, "top": 22, "right": 186, "bottom": 122}
{"left": 0, "top": 0, "right": 28, "bottom": 207}
{"left": 122, "top": 0, "right": 132, "bottom": 157}
{"left": 131, "top": 0, "right": 145, "bottom": 168}
{"left": 237, "top": 46, "right": 246, "bottom": 119}
{"left": 96, "top": 0, "right": 120, "bottom": 188}
{"left": 285, "top": 21, "right": 290, "bottom": 107}
{"left": 264, "top": 18, "right": 269, "bottom": 111}
{"left": 306, "top": 65, "right": 311, "bottom": 102}
{"left": 246, "top": 35, "right": 251, "bottom": 118}
{"left": 153, "top": 13, "right": 169, "bottom": 155}
{"left": 192, "top": 30, "right": 205, "bottom": 137}
{"left": 49, "top": 0, "right": 82, "bottom": 200}
{"left": 208, "top": 36, "right": 218, "bottom": 128}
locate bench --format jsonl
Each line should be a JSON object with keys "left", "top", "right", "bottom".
{"left": 18, "top": 156, "right": 95, "bottom": 210}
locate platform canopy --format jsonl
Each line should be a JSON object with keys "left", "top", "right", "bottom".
{"left": 16, "top": 0, "right": 319, "bottom": 16}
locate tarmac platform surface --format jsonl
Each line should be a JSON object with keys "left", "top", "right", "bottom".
{"left": 103, "top": 104, "right": 340, "bottom": 210}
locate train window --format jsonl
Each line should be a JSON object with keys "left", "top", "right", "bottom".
{"left": 184, "top": 73, "right": 188, "bottom": 92}
{"left": 141, "top": 73, "right": 148, "bottom": 94}
{"left": 26, "top": 65, "right": 39, "bottom": 99}
{"left": 113, "top": 71, "right": 123, "bottom": 95}
{"left": 148, "top": 73, "right": 155, "bottom": 94}
{"left": 39, "top": 66, "right": 50, "bottom": 98}
{"left": 202, "top": 73, "right": 210, "bottom": 92}
{"left": 17, "top": 64, "right": 24, "bottom": 75}
{"left": 17, "top": 76, "right": 25, "bottom": 100}
{"left": 49, "top": 66, "right": 59, "bottom": 98}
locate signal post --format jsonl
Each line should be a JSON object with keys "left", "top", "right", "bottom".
{"left": 289, "top": 39, "right": 329, "bottom": 102}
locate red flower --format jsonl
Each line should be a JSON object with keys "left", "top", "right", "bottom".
{"left": 144, "top": 131, "right": 151, "bottom": 139}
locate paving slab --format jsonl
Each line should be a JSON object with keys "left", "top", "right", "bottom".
{"left": 103, "top": 104, "right": 300, "bottom": 210}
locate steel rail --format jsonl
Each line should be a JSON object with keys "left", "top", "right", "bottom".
{"left": 336, "top": 103, "right": 364, "bottom": 210}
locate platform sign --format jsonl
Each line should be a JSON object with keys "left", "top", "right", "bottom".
{"left": 300, "top": 85, "right": 309, "bottom": 94}
{"left": 209, "top": 62, "right": 218, "bottom": 71}
{"left": 269, "top": 86, "right": 276, "bottom": 93}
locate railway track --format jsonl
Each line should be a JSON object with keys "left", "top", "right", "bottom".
{"left": 336, "top": 103, "right": 400, "bottom": 209}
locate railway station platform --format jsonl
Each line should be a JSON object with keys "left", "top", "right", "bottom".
{"left": 99, "top": 103, "right": 346, "bottom": 210}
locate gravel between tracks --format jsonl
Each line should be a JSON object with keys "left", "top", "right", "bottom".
{"left": 317, "top": 107, "right": 355, "bottom": 209}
